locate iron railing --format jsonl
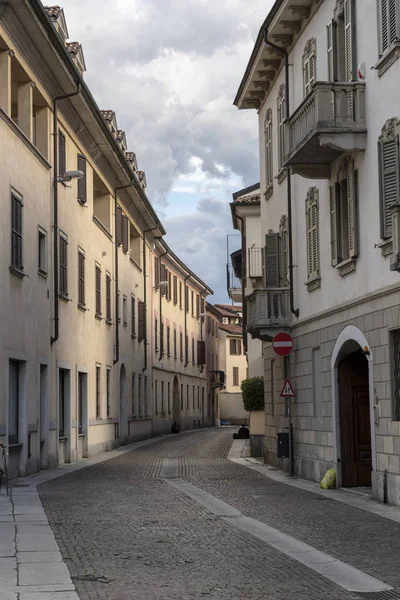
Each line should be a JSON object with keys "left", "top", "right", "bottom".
{"left": 226, "top": 263, "right": 242, "bottom": 291}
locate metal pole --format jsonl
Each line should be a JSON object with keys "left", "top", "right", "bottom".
{"left": 287, "top": 356, "right": 294, "bottom": 476}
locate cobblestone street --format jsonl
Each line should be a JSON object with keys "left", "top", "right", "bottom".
{"left": 37, "top": 429, "right": 400, "bottom": 600}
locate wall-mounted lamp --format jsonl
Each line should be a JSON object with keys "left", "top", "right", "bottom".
{"left": 102, "top": 251, "right": 107, "bottom": 257}
{"left": 8, "top": 49, "right": 15, "bottom": 58}
{"left": 58, "top": 169, "right": 84, "bottom": 183}
{"left": 160, "top": 281, "right": 168, "bottom": 286}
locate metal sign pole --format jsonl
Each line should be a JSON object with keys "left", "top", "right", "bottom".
{"left": 287, "top": 357, "right": 294, "bottom": 477}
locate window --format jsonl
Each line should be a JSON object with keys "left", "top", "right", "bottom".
{"left": 117, "top": 205, "right": 123, "bottom": 246}
{"left": 230, "top": 338, "right": 242, "bottom": 355}
{"left": 123, "top": 295, "right": 127, "bottom": 326}
{"left": 197, "top": 340, "right": 206, "bottom": 365}
{"left": 122, "top": 214, "right": 129, "bottom": 253}
{"left": 196, "top": 294, "right": 200, "bottom": 318}
{"left": 118, "top": 291, "right": 121, "bottom": 323}
{"left": 8, "top": 360, "right": 20, "bottom": 444}
{"left": 185, "top": 285, "right": 189, "bottom": 313}
{"left": 233, "top": 367, "right": 239, "bottom": 387}
{"left": 161, "top": 381, "right": 164, "bottom": 413}
{"left": 212, "top": 353, "right": 215, "bottom": 370}
{"left": 154, "top": 256, "right": 160, "bottom": 289}
{"left": 201, "top": 298, "right": 205, "bottom": 314}
{"left": 144, "top": 376, "right": 148, "bottom": 416}
{"left": 132, "top": 373, "right": 136, "bottom": 416}
{"left": 106, "top": 273, "right": 112, "bottom": 322}
{"left": 59, "top": 233, "right": 68, "bottom": 296}
{"left": 38, "top": 227, "right": 47, "bottom": 275}
{"left": 78, "top": 249, "right": 85, "bottom": 306}
{"left": 167, "top": 326, "right": 171, "bottom": 356}
{"left": 59, "top": 130, "right": 66, "bottom": 178}
{"left": 211, "top": 320, "right": 215, "bottom": 336}
{"left": 193, "top": 386, "right": 195, "bottom": 409}
{"left": 155, "top": 318, "right": 158, "bottom": 352}
{"left": 378, "top": 118, "right": 400, "bottom": 239}
{"left": 179, "top": 281, "right": 183, "bottom": 309}
{"left": 379, "top": 0, "right": 399, "bottom": 56}
{"left": 207, "top": 317, "right": 211, "bottom": 334}
{"left": 130, "top": 224, "right": 141, "bottom": 265}
{"left": 185, "top": 334, "right": 188, "bottom": 364}
{"left": 173, "top": 276, "right": 178, "bottom": 304}
{"left": 106, "top": 367, "right": 111, "bottom": 417}
{"left": 77, "top": 154, "right": 87, "bottom": 204}
{"left": 155, "top": 380, "right": 158, "bottom": 414}
{"left": 168, "top": 271, "right": 172, "bottom": 301}
{"left": 192, "top": 337, "right": 195, "bottom": 364}
{"left": 160, "top": 322, "right": 164, "bottom": 356}
{"left": 303, "top": 38, "right": 316, "bottom": 97}
{"left": 77, "top": 372, "right": 85, "bottom": 435}
{"left": 95, "top": 265, "right": 101, "bottom": 316}
{"left": 391, "top": 328, "right": 400, "bottom": 420}
{"left": 181, "top": 383, "right": 184, "bottom": 410}
{"left": 131, "top": 296, "right": 136, "bottom": 336}
{"left": 168, "top": 382, "right": 171, "bottom": 413}
{"left": 11, "top": 192, "right": 23, "bottom": 272}
{"left": 138, "top": 375, "right": 142, "bottom": 416}
{"left": 180, "top": 331, "right": 183, "bottom": 361}
{"left": 138, "top": 301, "right": 145, "bottom": 342}
{"left": 58, "top": 368, "right": 69, "bottom": 438}
{"left": 305, "top": 188, "right": 320, "bottom": 288}
{"left": 187, "top": 384, "right": 189, "bottom": 409}
{"left": 96, "top": 365, "right": 101, "bottom": 418}
{"left": 197, "top": 386, "right": 200, "bottom": 409}
{"left": 174, "top": 328, "right": 177, "bottom": 359}
{"left": 327, "top": 0, "right": 355, "bottom": 82}
{"left": 277, "top": 85, "right": 286, "bottom": 172}
{"left": 330, "top": 157, "right": 358, "bottom": 268}
{"left": 265, "top": 109, "right": 273, "bottom": 199}
{"left": 191, "top": 291, "right": 194, "bottom": 316}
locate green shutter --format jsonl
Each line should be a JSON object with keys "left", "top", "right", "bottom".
{"left": 329, "top": 185, "right": 338, "bottom": 266}
{"left": 379, "top": 136, "right": 400, "bottom": 239}
{"left": 265, "top": 232, "right": 280, "bottom": 287}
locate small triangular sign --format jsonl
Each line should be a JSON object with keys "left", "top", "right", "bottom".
{"left": 280, "top": 378, "right": 295, "bottom": 397}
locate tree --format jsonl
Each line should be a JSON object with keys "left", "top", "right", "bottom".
{"left": 241, "top": 376, "right": 264, "bottom": 412}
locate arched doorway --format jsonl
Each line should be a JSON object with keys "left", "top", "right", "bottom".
{"left": 339, "top": 349, "right": 371, "bottom": 487}
{"left": 119, "top": 364, "right": 127, "bottom": 443}
{"left": 331, "top": 325, "right": 375, "bottom": 488}
{"left": 172, "top": 376, "right": 180, "bottom": 424}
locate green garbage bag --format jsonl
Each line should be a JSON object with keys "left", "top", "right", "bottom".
{"left": 320, "top": 468, "right": 336, "bottom": 489}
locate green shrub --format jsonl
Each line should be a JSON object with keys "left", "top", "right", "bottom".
{"left": 241, "top": 376, "right": 264, "bottom": 412}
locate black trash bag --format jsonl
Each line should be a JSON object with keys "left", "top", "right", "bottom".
{"left": 171, "top": 421, "right": 181, "bottom": 434}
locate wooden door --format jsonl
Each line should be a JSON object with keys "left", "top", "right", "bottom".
{"left": 339, "top": 351, "right": 372, "bottom": 487}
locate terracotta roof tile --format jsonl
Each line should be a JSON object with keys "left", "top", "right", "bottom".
{"left": 215, "top": 304, "right": 242, "bottom": 313}
{"left": 234, "top": 191, "right": 260, "bottom": 204}
{"left": 66, "top": 41, "right": 80, "bottom": 56}
{"left": 218, "top": 323, "right": 242, "bottom": 335}
{"left": 44, "top": 5, "right": 62, "bottom": 19}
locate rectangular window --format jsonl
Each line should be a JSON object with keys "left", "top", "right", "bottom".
{"left": 59, "top": 233, "right": 68, "bottom": 296}
{"left": 192, "top": 337, "right": 195, "bottom": 364}
{"left": 191, "top": 291, "right": 194, "bottom": 316}
{"left": 11, "top": 192, "right": 23, "bottom": 272}
{"left": 193, "top": 386, "right": 195, "bottom": 410}
{"left": 8, "top": 359, "right": 20, "bottom": 444}
{"left": 132, "top": 373, "right": 136, "bottom": 416}
{"left": 196, "top": 294, "right": 200, "bottom": 318}
{"left": 155, "top": 318, "right": 158, "bottom": 352}
{"left": 117, "top": 205, "right": 123, "bottom": 246}
{"left": 197, "top": 386, "right": 200, "bottom": 409}
{"left": 185, "top": 285, "right": 189, "bottom": 313}
{"left": 180, "top": 332, "right": 183, "bottom": 361}
{"left": 106, "top": 273, "right": 112, "bottom": 322}
{"left": 155, "top": 380, "right": 158, "bottom": 414}
{"left": 38, "top": 227, "right": 47, "bottom": 275}
{"left": 58, "top": 368, "right": 69, "bottom": 439}
{"left": 131, "top": 296, "right": 136, "bottom": 336}
{"left": 233, "top": 367, "right": 239, "bottom": 387}
{"left": 138, "top": 375, "right": 142, "bottom": 416}
{"left": 122, "top": 214, "right": 129, "bottom": 253}
{"left": 160, "top": 322, "right": 164, "bottom": 356}
{"left": 154, "top": 256, "right": 160, "bottom": 289}
{"left": 181, "top": 383, "right": 184, "bottom": 410}
{"left": 144, "top": 376, "right": 148, "bottom": 417}
{"left": 391, "top": 328, "right": 400, "bottom": 420}
{"left": 95, "top": 265, "right": 101, "bottom": 315}
{"left": 330, "top": 167, "right": 358, "bottom": 266}
{"left": 378, "top": 134, "right": 400, "bottom": 239}
{"left": 138, "top": 301, "right": 145, "bottom": 342}
{"left": 185, "top": 334, "right": 188, "bottom": 364}
{"left": 167, "top": 326, "right": 171, "bottom": 356}
{"left": 201, "top": 298, "right": 205, "bottom": 314}
{"left": 168, "top": 271, "right": 172, "bottom": 301}
{"left": 96, "top": 365, "right": 101, "bottom": 418}
{"left": 161, "top": 381, "right": 164, "bottom": 413}
{"left": 77, "top": 154, "right": 87, "bottom": 204}
{"left": 230, "top": 339, "right": 242, "bottom": 355}
{"left": 207, "top": 317, "right": 211, "bottom": 334}
{"left": 303, "top": 40, "right": 316, "bottom": 97}
{"left": 265, "top": 110, "right": 273, "bottom": 194}
{"left": 59, "top": 130, "right": 66, "bottom": 178}
{"left": 123, "top": 295, "right": 127, "bottom": 326}
{"left": 78, "top": 250, "right": 85, "bottom": 306}
{"left": 160, "top": 264, "right": 166, "bottom": 296}
{"left": 197, "top": 340, "right": 206, "bottom": 365}
{"left": 168, "top": 382, "right": 171, "bottom": 413}
{"left": 306, "top": 189, "right": 320, "bottom": 281}
{"left": 118, "top": 291, "right": 121, "bottom": 323}
{"left": 187, "top": 384, "right": 189, "bottom": 410}
{"left": 174, "top": 329, "right": 177, "bottom": 359}
{"left": 106, "top": 367, "right": 111, "bottom": 417}
{"left": 212, "top": 320, "right": 215, "bottom": 336}
{"left": 173, "top": 275, "right": 178, "bottom": 304}
{"left": 77, "top": 372, "right": 85, "bottom": 435}
{"left": 179, "top": 281, "right": 183, "bottom": 309}
{"left": 378, "top": 0, "right": 399, "bottom": 56}
{"left": 277, "top": 89, "right": 286, "bottom": 171}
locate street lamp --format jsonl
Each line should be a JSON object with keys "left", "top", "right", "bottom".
{"left": 58, "top": 170, "right": 84, "bottom": 183}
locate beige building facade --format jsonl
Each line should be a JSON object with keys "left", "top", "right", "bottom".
{"left": 0, "top": 1, "right": 213, "bottom": 479}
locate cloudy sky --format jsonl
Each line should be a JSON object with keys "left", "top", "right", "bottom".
{"left": 62, "top": 0, "right": 272, "bottom": 302}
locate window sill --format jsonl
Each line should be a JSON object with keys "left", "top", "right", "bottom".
{"left": 305, "top": 275, "right": 321, "bottom": 292}
{"left": 123, "top": 322, "right": 127, "bottom": 327}
{"left": 59, "top": 293, "right": 71, "bottom": 302}
{"left": 78, "top": 433, "right": 85, "bottom": 438}
{"left": 376, "top": 239, "right": 393, "bottom": 257}
{"left": 374, "top": 42, "right": 400, "bottom": 77}
{"left": 106, "top": 318, "right": 113, "bottom": 326}
{"left": 78, "top": 303, "right": 88, "bottom": 312}
{"left": 9, "top": 443, "right": 23, "bottom": 451}
{"left": 277, "top": 169, "right": 287, "bottom": 184}
{"left": 58, "top": 436, "right": 68, "bottom": 441}
{"left": 77, "top": 199, "right": 87, "bottom": 207}
{"left": 38, "top": 269, "right": 48, "bottom": 279}
{"left": 337, "top": 257, "right": 357, "bottom": 277}
{"left": 264, "top": 184, "right": 273, "bottom": 201}
{"left": 9, "top": 266, "right": 25, "bottom": 279}
{"left": 95, "top": 313, "right": 103, "bottom": 321}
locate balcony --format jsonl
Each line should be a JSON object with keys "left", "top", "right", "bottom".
{"left": 247, "top": 288, "right": 291, "bottom": 342}
{"left": 284, "top": 82, "right": 367, "bottom": 179}
{"left": 226, "top": 262, "right": 242, "bottom": 303}
{"left": 210, "top": 370, "right": 225, "bottom": 389}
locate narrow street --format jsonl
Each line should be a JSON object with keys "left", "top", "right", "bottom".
{"left": 32, "top": 428, "right": 400, "bottom": 600}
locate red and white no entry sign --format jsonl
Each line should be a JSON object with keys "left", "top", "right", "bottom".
{"left": 272, "top": 332, "right": 293, "bottom": 357}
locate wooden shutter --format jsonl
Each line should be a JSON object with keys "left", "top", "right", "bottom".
{"left": 233, "top": 367, "right": 239, "bottom": 387}
{"left": 155, "top": 318, "right": 158, "bottom": 350}
{"left": 327, "top": 21, "right": 336, "bottom": 82}
{"left": 78, "top": 251, "right": 85, "bottom": 305}
{"left": 281, "top": 228, "right": 288, "bottom": 284}
{"left": 197, "top": 340, "right": 206, "bottom": 365}
{"left": 95, "top": 265, "right": 101, "bottom": 315}
{"left": 303, "top": 53, "right": 315, "bottom": 97}
{"left": 131, "top": 296, "right": 135, "bottom": 335}
{"left": 174, "top": 329, "right": 177, "bottom": 358}
{"left": 192, "top": 337, "right": 195, "bottom": 363}
{"left": 138, "top": 301, "right": 145, "bottom": 341}
{"left": 379, "top": 0, "right": 398, "bottom": 55}
{"left": 185, "top": 334, "right": 188, "bottom": 363}
{"left": 116, "top": 205, "right": 123, "bottom": 245}
{"left": 201, "top": 298, "right": 205, "bottom": 314}
{"left": 185, "top": 285, "right": 189, "bottom": 313}
{"left": 106, "top": 274, "right": 111, "bottom": 321}
{"left": 179, "top": 281, "right": 183, "bottom": 308}
{"left": 180, "top": 332, "right": 183, "bottom": 360}
{"left": 347, "top": 168, "right": 358, "bottom": 258}
{"left": 230, "top": 338, "right": 235, "bottom": 355}
{"left": 59, "top": 130, "right": 66, "bottom": 178}
{"left": 59, "top": 235, "right": 68, "bottom": 295}
{"left": 265, "top": 114, "right": 273, "bottom": 188}
{"left": 306, "top": 198, "right": 319, "bottom": 277}
{"left": 344, "top": 0, "right": 354, "bottom": 82}
{"left": 173, "top": 275, "right": 178, "bottom": 304}
{"left": 379, "top": 136, "right": 400, "bottom": 239}
{"left": 329, "top": 185, "right": 339, "bottom": 266}
{"left": 154, "top": 257, "right": 160, "bottom": 289}
{"left": 160, "top": 264, "right": 166, "bottom": 296}
{"left": 122, "top": 215, "right": 129, "bottom": 252}
{"left": 11, "top": 193, "right": 23, "bottom": 270}
{"left": 278, "top": 93, "right": 286, "bottom": 170}
{"left": 77, "top": 154, "right": 87, "bottom": 203}
{"left": 265, "top": 232, "right": 280, "bottom": 287}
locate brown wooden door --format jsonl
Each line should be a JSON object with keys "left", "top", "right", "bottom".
{"left": 339, "top": 351, "right": 372, "bottom": 487}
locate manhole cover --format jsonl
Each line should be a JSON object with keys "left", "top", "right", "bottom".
{"left": 356, "top": 591, "right": 400, "bottom": 600}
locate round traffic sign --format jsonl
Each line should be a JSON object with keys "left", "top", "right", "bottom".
{"left": 272, "top": 332, "right": 293, "bottom": 357}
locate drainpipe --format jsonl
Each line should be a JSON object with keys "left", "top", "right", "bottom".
{"left": 263, "top": 30, "right": 299, "bottom": 318}
{"left": 236, "top": 215, "right": 248, "bottom": 352}
{"left": 159, "top": 248, "right": 168, "bottom": 361}
{"left": 113, "top": 181, "right": 134, "bottom": 364}
{"left": 51, "top": 83, "right": 82, "bottom": 345}
{"left": 184, "top": 273, "right": 191, "bottom": 367}
{"left": 142, "top": 228, "right": 160, "bottom": 373}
